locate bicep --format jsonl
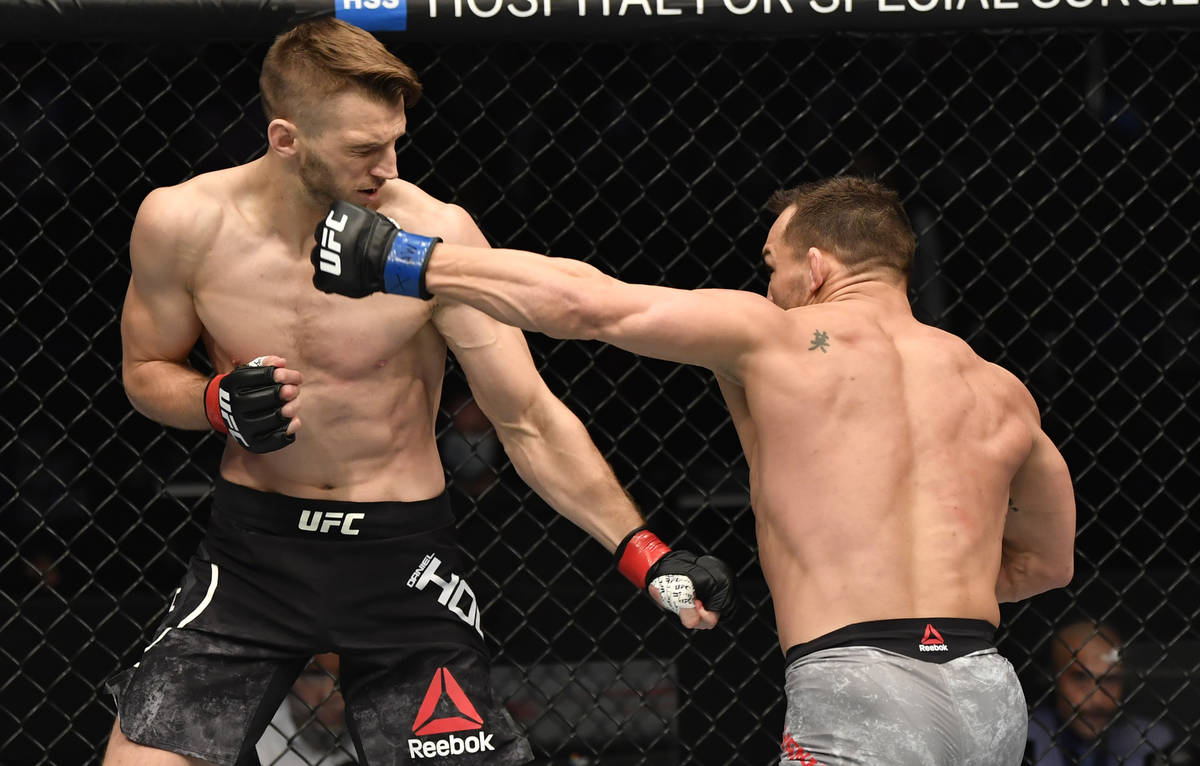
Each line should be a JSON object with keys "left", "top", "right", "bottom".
{"left": 1005, "top": 428, "right": 1076, "bottom": 567}
{"left": 434, "top": 300, "right": 544, "bottom": 425}
{"left": 597, "top": 285, "right": 782, "bottom": 382}
{"left": 121, "top": 196, "right": 204, "bottom": 368}
{"left": 1009, "top": 429, "right": 1075, "bottom": 521}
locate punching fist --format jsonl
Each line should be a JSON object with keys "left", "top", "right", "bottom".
{"left": 311, "top": 200, "right": 441, "bottom": 299}
{"left": 615, "top": 527, "right": 737, "bottom": 621}
{"left": 203, "top": 356, "right": 296, "bottom": 454}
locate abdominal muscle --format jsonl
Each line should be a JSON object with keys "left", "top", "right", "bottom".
{"left": 217, "top": 375, "right": 450, "bottom": 503}
{"left": 203, "top": 299, "right": 453, "bottom": 503}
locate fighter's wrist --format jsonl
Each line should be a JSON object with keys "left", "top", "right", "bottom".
{"left": 203, "top": 374, "right": 229, "bottom": 434}
{"left": 615, "top": 527, "right": 672, "bottom": 589}
{"left": 382, "top": 230, "right": 440, "bottom": 299}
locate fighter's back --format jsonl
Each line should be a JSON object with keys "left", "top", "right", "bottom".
{"left": 743, "top": 297, "right": 1040, "bottom": 648}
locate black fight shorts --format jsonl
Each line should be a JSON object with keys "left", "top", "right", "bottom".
{"left": 107, "top": 479, "right": 533, "bottom": 766}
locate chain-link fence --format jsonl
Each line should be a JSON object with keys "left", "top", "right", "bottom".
{"left": 1, "top": 22, "right": 1198, "bottom": 766}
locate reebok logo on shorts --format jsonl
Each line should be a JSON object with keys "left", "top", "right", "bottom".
{"left": 782, "top": 732, "right": 823, "bottom": 764}
{"left": 919, "top": 623, "right": 948, "bottom": 652}
{"left": 407, "top": 667, "right": 495, "bottom": 759}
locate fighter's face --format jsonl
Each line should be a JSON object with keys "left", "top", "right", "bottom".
{"left": 1053, "top": 638, "right": 1124, "bottom": 741}
{"left": 296, "top": 90, "right": 407, "bottom": 208}
{"left": 761, "top": 207, "right": 809, "bottom": 309}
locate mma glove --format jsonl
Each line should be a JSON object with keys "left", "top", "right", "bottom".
{"left": 615, "top": 527, "right": 737, "bottom": 616}
{"left": 311, "top": 200, "right": 440, "bottom": 300}
{"left": 203, "top": 358, "right": 294, "bottom": 454}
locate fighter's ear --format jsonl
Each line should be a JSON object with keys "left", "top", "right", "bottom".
{"left": 806, "top": 246, "right": 829, "bottom": 295}
{"left": 267, "top": 118, "right": 299, "bottom": 158}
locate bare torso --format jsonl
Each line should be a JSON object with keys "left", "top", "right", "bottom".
{"left": 178, "top": 163, "right": 453, "bottom": 501}
{"left": 720, "top": 299, "right": 1036, "bottom": 649}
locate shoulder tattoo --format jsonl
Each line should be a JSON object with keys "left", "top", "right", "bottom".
{"left": 808, "top": 329, "right": 830, "bottom": 353}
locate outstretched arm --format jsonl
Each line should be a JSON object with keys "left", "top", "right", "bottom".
{"left": 418, "top": 205, "right": 735, "bottom": 627}
{"left": 311, "top": 199, "right": 784, "bottom": 384}
{"left": 426, "top": 243, "right": 779, "bottom": 384}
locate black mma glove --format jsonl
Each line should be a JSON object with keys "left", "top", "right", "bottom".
{"left": 615, "top": 527, "right": 737, "bottom": 615}
{"left": 311, "top": 200, "right": 441, "bottom": 299}
{"left": 203, "top": 357, "right": 294, "bottom": 454}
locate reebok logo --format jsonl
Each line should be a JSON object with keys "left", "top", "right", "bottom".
{"left": 318, "top": 210, "right": 347, "bottom": 275}
{"left": 298, "top": 510, "right": 364, "bottom": 536}
{"left": 407, "top": 667, "right": 495, "bottom": 759}
{"left": 782, "top": 732, "right": 823, "bottom": 764}
{"left": 918, "top": 623, "right": 949, "bottom": 652}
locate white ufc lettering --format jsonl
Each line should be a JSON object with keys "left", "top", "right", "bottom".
{"left": 298, "top": 510, "right": 365, "bottom": 536}
{"left": 319, "top": 210, "right": 348, "bottom": 275}
{"left": 218, "top": 389, "right": 249, "bottom": 448}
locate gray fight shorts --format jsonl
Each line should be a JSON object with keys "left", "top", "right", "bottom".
{"left": 779, "top": 619, "right": 1027, "bottom": 766}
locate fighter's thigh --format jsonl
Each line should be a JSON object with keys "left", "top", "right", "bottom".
{"left": 102, "top": 717, "right": 217, "bottom": 766}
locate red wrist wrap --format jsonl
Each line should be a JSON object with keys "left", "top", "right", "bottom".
{"left": 616, "top": 528, "right": 671, "bottom": 589}
{"left": 204, "top": 374, "right": 229, "bottom": 434}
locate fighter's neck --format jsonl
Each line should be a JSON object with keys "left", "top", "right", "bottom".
{"left": 810, "top": 274, "right": 912, "bottom": 312}
{"left": 241, "top": 154, "right": 330, "bottom": 247}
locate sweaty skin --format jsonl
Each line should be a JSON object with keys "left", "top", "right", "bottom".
{"left": 420, "top": 205, "right": 1076, "bottom": 649}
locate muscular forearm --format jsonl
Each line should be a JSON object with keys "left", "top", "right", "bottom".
{"left": 428, "top": 245, "right": 612, "bottom": 341}
{"left": 123, "top": 359, "right": 211, "bottom": 430}
{"left": 497, "top": 395, "right": 643, "bottom": 552}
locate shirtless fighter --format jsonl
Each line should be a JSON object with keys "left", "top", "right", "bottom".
{"left": 312, "top": 176, "right": 1077, "bottom": 765}
{"left": 107, "top": 17, "right": 733, "bottom": 766}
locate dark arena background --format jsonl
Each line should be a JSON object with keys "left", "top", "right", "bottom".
{"left": 1, "top": 2, "right": 1198, "bottom": 764}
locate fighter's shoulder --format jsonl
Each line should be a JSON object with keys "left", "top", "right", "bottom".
{"left": 980, "top": 358, "right": 1039, "bottom": 420}
{"left": 133, "top": 170, "right": 231, "bottom": 250}
{"left": 781, "top": 301, "right": 860, "bottom": 339}
{"left": 378, "top": 179, "right": 480, "bottom": 245}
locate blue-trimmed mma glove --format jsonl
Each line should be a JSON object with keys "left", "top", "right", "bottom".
{"left": 615, "top": 527, "right": 737, "bottom": 616}
{"left": 203, "top": 357, "right": 294, "bottom": 454}
{"left": 311, "top": 200, "right": 441, "bottom": 299}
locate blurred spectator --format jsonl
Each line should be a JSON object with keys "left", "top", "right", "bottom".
{"left": 1028, "top": 618, "right": 1175, "bottom": 765}
{"left": 438, "top": 394, "right": 502, "bottom": 499}
{"left": 256, "top": 653, "right": 356, "bottom": 766}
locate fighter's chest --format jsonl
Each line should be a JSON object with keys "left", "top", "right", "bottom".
{"left": 192, "top": 241, "right": 434, "bottom": 370}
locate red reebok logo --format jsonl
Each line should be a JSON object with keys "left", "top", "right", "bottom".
{"left": 918, "top": 623, "right": 949, "bottom": 652}
{"left": 782, "top": 732, "right": 823, "bottom": 764}
{"left": 411, "top": 668, "right": 484, "bottom": 736}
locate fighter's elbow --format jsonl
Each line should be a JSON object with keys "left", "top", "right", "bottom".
{"left": 997, "top": 548, "right": 1074, "bottom": 602}
{"left": 1047, "top": 555, "right": 1074, "bottom": 590}
{"left": 121, "top": 362, "right": 148, "bottom": 411}
{"left": 1028, "top": 553, "right": 1074, "bottom": 596}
